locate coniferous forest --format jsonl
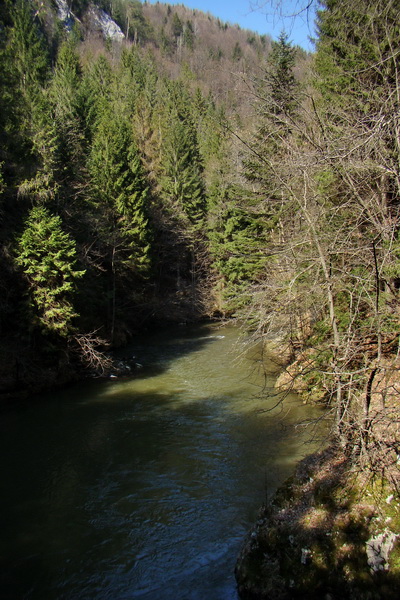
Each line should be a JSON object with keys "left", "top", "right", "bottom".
{"left": 1, "top": 1, "right": 400, "bottom": 595}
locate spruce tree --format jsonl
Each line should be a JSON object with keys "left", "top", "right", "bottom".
{"left": 88, "top": 106, "right": 152, "bottom": 276}
{"left": 81, "top": 53, "right": 113, "bottom": 142}
{"left": 2, "top": 0, "right": 50, "bottom": 174}
{"left": 207, "top": 178, "right": 268, "bottom": 310}
{"left": 159, "top": 83, "right": 206, "bottom": 226}
{"left": 15, "top": 206, "right": 85, "bottom": 336}
{"left": 7, "top": 0, "right": 49, "bottom": 101}
{"left": 244, "top": 31, "right": 299, "bottom": 194}
{"left": 49, "top": 40, "right": 85, "bottom": 187}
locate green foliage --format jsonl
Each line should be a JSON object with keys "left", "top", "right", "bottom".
{"left": 243, "top": 32, "right": 299, "bottom": 194}
{"left": 159, "top": 84, "right": 206, "bottom": 225}
{"left": 232, "top": 41, "right": 243, "bottom": 61}
{"left": 183, "top": 20, "right": 194, "bottom": 49}
{"left": 314, "top": 168, "right": 337, "bottom": 197}
{"left": 383, "top": 234, "right": 400, "bottom": 285}
{"left": 207, "top": 178, "right": 268, "bottom": 309}
{"left": 51, "top": 41, "right": 83, "bottom": 120}
{"left": 0, "top": 0, "right": 50, "bottom": 172}
{"left": 15, "top": 206, "right": 85, "bottom": 336}
{"left": 315, "top": 0, "right": 400, "bottom": 112}
{"left": 18, "top": 92, "right": 60, "bottom": 203}
{"left": 160, "top": 25, "right": 173, "bottom": 55}
{"left": 2, "top": 0, "right": 398, "bottom": 422}
{"left": 0, "top": 162, "right": 5, "bottom": 215}
{"left": 171, "top": 12, "right": 183, "bottom": 39}
{"left": 81, "top": 54, "right": 113, "bottom": 139}
{"left": 7, "top": 0, "right": 49, "bottom": 97}
{"left": 48, "top": 40, "right": 85, "bottom": 187}
{"left": 89, "top": 106, "right": 152, "bottom": 275}
{"left": 111, "top": 0, "right": 153, "bottom": 43}
{"left": 266, "top": 31, "right": 298, "bottom": 115}
{"left": 116, "top": 46, "right": 157, "bottom": 119}
{"left": 160, "top": 119, "right": 206, "bottom": 224}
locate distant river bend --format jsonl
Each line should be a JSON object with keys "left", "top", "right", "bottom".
{"left": 0, "top": 322, "right": 324, "bottom": 599}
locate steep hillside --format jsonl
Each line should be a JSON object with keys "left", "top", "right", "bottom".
{"left": 52, "top": 0, "right": 309, "bottom": 121}
{"left": 2, "top": 0, "right": 303, "bottom": 397}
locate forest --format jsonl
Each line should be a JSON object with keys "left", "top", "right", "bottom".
{"left": 1, "top": 0, "right": 398, "bottom": 459}
{"left": 0, "top": 0, "right": 399, "bottom": 596}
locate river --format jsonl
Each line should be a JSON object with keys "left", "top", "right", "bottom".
{"left": 0, "top": 322, "right": 324, "bottom": 600}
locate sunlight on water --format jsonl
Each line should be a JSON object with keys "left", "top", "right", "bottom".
{"left": 0, "top": 323, "right": 326, "bottom": 600}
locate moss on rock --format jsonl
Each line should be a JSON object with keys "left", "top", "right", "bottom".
{"left": 235, "top": 445, "right": 400, "bottom": 599}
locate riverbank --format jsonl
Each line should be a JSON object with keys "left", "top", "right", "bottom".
{"left": 0, "top": 321, "right": 319, "bottom": 600}
{"left": 235, "top": 443, "right": 400, "bottom": 599}
{"left": 235, "top": 343, "right": 400, "bottom": 599}
{"left": 0, "top": 294, "right": 211, "bottom": 404}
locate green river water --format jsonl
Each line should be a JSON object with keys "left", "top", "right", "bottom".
{"left": 0, "top": 322, "right": 324, "bottom": 599}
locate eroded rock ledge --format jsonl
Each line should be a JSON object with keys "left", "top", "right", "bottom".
{"left": 235, "top": 445, "right": 400, "bottom": 600}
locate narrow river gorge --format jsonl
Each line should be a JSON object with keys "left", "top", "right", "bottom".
{"left": 0, "top": 322, "right": 325, "bottom": 599}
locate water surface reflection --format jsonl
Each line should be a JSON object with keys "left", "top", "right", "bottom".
{"left": 0, "top": 323, "right": 324, "bottom": 599}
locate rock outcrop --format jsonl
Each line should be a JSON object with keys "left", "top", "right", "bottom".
{"left": 235, "top": 445, "right": 400, "bottom": 600}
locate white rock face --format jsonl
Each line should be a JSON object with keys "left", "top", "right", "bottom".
{"left": 366, "top": 529, "right": 398, "bottom": 572}
{"left": 54, "top": 0, "right": 124, "bottom": 41}
{"left": 88, "top": 5, "right": 125, "bottom": 41}
{"left": 54, "top": 0, "right": 74, "bottom": 30}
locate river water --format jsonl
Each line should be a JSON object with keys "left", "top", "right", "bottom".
{"left": 0, "top": 322, "right": 324, "bottom": 600}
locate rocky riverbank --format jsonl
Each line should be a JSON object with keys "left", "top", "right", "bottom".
{"left": 235, "top": 444, "right": 399, "bottom": 599}
{"left": 235, "top": 344, "right": 400, "bottom": 599}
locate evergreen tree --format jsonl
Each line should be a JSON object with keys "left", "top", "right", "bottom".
{"left": 237, "top": 31, "right": 300, "bottom": 319}
{"left": 160, "top": 118, "right": 206, "bottom": 225}
{"left": 81, "top": 53, "right": 113, "bottom": 142}
{"left": 183, "top": 20, "right": 195, "bottom": 50}
{"left": 131, "top": 67, "right": 161, "bottom": 185}
{"left": 89, "top": 106, "right": 152, "bottom": 275}
{"left": 0, "top": 1, "right": 13, "bottom": 167}
{"left": 116, "top": 45, "right": 153, "bottom": 120}
{"left": 7, "top": 0, "right": 49, "bottom": 100}
{"left": 315, "top": 0, "right": 400, "bottom": 114}
{"left": 265, "top": 31, "right": 298, "bottom": 116}
{"left": 15, "top": 206, "right": 85, "bottom": 336}
{"left": 88, "top": 104, "right": 152, "bottom": 338}
{"left": 17, "top": 92, "right": 60, "bottom": 203}
{"left": 159, "top": 83, "right": 206, "bottom": 225}
{"left": 2, "top": 0, "right": 50, "bottom": 175}
{"left": 244, "top": 31, "right": 299, "bottom": 194}
{"left": 171, "top": 12, "right": 183, "bottom": 40}
{"left": 49, "top": 40, "right": 85, "bottom": 187}
{"left": 207, "top": 178, "right": 268, "bottom": 310}
{"left": 124, "top": 0, "right": 153, "bottom": 44}
{"left": 232, "top": 41, "right": 243, "bottom": 62}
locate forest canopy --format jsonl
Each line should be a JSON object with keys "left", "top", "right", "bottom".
{"left": 0, "top": 0, "right": 399, "bottom": 484}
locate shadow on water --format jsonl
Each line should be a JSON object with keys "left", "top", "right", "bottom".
{"left": 236, "top": 444, "right": 400, "bottom": 600}
{"left": 0, "top": 322, "right": 326, "bottom": 600}
{"left": 113, "top": 321, "right": 232, "bottom": 378}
